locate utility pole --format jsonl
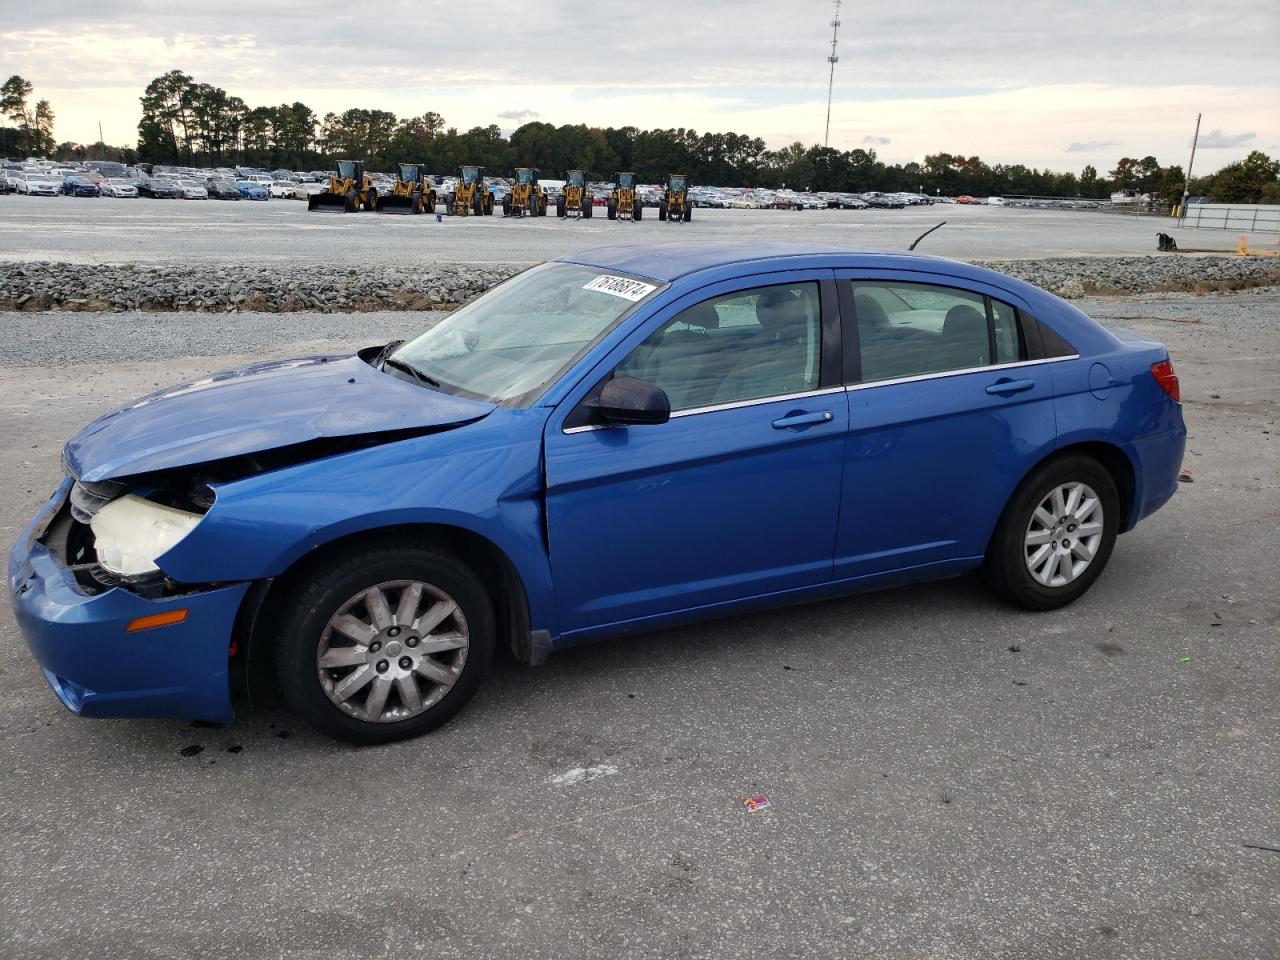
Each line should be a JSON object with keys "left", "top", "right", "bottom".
{"left": 1178, "top": 113, "right": 1201, "bottom": 223}
{"left": 824, "top": 0, "right": 842, "bottom": 148}
{"left": 98, "top": 121, "right": 104, "bottom": 158}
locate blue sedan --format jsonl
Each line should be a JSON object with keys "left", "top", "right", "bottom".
{"left": 8, "top": 244, "right": 1185, "bottom": 743}
{"left": 235, "top": 180, "right": 269, "bottom": 200}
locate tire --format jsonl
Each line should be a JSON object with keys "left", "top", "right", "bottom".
{"left": 658, "top": 205, "right": 667, "bottom": 221}
{"left": 684, "top": 205, "right": 692, "bottom": 222}
{"left": 274, "top": 542, "right": 496, "bottom": 745}
{"left": 473, "top": 194, "right": 484, "bottom": 216}
{"left": 980, "top": 454, "right": 1120, "bottom": 611}
{"left": 502, "top": 196, "right": 512, "bottom": 217}
{"left": 425, "top": 193, "right": 436, "bottom": 214}
{"left": 607, "top": 199, "right": 617, "bottom": 220}
{"left": 557, "top": 197, "right": 566, "bottom": 218}
{"left": 582, "top": 199, "right": 593, "bottom": 219}
{"left": 633, "top": 204, "right": 642, "bottom": 221}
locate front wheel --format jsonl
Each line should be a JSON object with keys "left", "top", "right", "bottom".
{"left": 980, "top": 455, "right": 1119, "bottom": 611}
{"left": 274, "top": 543, "right": 496, "bottom": 744}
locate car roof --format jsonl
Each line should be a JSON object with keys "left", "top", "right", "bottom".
{"left": 556, "top": 242, "right": 973, "bottom": 284}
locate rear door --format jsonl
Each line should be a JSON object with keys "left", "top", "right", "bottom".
{"left": 833, "top": 269, "right": 1064, "bottom": 579}
{"left": 543, "top": 271, "right": 847, "bottom": 637}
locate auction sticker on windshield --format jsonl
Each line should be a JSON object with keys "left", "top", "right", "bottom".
{"left": 582, "top": 275, "right": 658, "bottom": 302}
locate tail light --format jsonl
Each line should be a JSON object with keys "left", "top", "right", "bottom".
{"left": 1151, "top": 359, "right": 1180, "bottom": 403}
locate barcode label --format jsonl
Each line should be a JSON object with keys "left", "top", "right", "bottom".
{"left": 582, "top": 275, "right": 657, "bottom": 302}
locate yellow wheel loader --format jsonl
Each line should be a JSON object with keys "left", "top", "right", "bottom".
{"left": 375, "top": 163, "right": 437, "bottom": 214}
{"left": 555, "top": 169, "right": 593, "bottom": 219}
{"left": 502, "top": 167, "right": 547, "bottom": 217}
{"left": 607, "top": 171, "right": 642, "bottom": 222}
{"left": 449, "top": 165, "right": 495, "bottom": 216}
{"left": 657, "top": 173, "right": 691, "bottom": 223}
{"left": 308, "top": 160, "right": 378, "bottom": 212}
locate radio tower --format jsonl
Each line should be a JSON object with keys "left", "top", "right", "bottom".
{"left": 824, "top": 0, "right": 842, "bottom": 147}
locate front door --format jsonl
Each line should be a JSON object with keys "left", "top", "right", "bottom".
{"left": 544, "top": 272, "right": 847, "bottom": 638}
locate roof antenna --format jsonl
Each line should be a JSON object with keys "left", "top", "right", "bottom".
{"left": 909, "top": 221, "right": 947, "bottom": 251}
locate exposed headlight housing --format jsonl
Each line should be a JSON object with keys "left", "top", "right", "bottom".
{"left": 89, "top": 494, "right": 203, "bottom": 578}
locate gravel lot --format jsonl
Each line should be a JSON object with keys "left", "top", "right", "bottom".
{"left": 2, "top": 193, "right": 1273, "bottom": 265}
{"left": 0, "top": 290, "right": 1277, "bottom": 959}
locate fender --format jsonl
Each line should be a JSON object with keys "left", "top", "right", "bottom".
{"left": 157, "top": 408, "right": 560, "bottom": 637}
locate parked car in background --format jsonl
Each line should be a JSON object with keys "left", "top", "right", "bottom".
{"left": 100, "top": 178, "right": 139, "bottom": 198}
{"left": 206, "top": 179, "right": 242, "bottom": 200}
{"left": 235, "top": 180, "right": 270, "bottom": 201}
{"left": 174, "top": 180, "right": 209, "bottom": 200}
{"left": 17, "top": 174, "right": 58, "bottom": 196}
{"left": 268, "top": 181, "right": 297, "bottom": 199}
{"left": 62, "top": 176, "right": 102, "bottom": 197}
{"left": 291, "top": 181, "right": 327, "bottom": 200}
{"left": 138, "top": 178, "right": 181, "bottom": 199}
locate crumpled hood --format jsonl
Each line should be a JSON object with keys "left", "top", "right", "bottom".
{"left": 65, "top": 353, "right": 495, "bottom": 482}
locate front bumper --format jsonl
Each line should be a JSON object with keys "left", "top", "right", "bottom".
{"left": 7, "top": 481, "right": 249, "bottom": 722}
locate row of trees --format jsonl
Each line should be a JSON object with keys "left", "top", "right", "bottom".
{"left": 5, "top": 71, "right": 1278, "bottom": 204}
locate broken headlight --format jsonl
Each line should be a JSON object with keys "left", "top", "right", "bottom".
{"left": 88, "top": 494, "right": 203, "bottom": 578}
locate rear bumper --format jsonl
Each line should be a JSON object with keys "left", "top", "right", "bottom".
{"left": 7, "top": 481, "right": 249, "bottom": 722}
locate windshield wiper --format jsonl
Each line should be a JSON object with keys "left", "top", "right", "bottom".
{"left": 382, "top": 355, "right": 441, "bottom": 389}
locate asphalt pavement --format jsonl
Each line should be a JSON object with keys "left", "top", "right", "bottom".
{"left": 0, "top": 291, "right": 1277, "bottom": 959}
{"left": 0, "top": 194, "right": 1267, "bottom": 266}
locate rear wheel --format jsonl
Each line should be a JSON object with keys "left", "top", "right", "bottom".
{"left": 980, "top": 455, "right": 1119, "bottom": 611}
{"left": 582, "top": 198, "right": 593, "bottom": 219}
{"left": 275, "top": 543, "right": 496, "bottom": 744}
{"left": 658, "top": 205, "right": 667, "bottom": 221}
{"left": 607, "top": 199, "right": 617, "bottom": 220}
{"left": 557, "top": 197, "right": 566, "bottom": 218}
{"left": 425, "top": 192, "right": 436, "bottom": 214}
{"left": 633, "top": 203, "right": 642, "bottom": 221}
{"left": 473, "top": 194, "right": 484, "bottom": 216}
{"left": 502, "top": 195, "right": 512, "bottom": 217}
{"left": 684, "top": 205, "right": 692, "bottom": 222}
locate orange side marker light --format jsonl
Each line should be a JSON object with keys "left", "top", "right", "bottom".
{"left": 126, "top": 609, "right": 189, "bottom": 633}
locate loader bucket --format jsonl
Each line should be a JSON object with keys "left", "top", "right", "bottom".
{"left": 308, "top": 191, "right": 356, "bottom": 213}
{"left": 375, "top": 193, "right": 418, "bottom": 214}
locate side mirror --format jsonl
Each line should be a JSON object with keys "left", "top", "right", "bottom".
{"left": 595, "top": 377, "right": 670, "bottom": 426}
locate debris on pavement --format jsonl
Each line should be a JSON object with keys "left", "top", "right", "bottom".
{"left": 548, "top": 764, "right": 619, "bottom": 786}
{"left": 1178, "top": 468, "right": 1194, "bottom": 483}
{"left": 743, "top": 795, "right": 772, "bottom": 813}
{"left": 1242, "top": 839, "right": 1280, "bottom": 853}
{"left": 1178, "top": 656, "right": 1192, "bottom": 664}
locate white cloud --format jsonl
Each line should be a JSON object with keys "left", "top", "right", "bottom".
{"left": 862, "top": 135, "right": 892, "bottom": 145}
{"left": 2, "top": 0, "right": 1275, "bottom": 173}
{"left": 1195, "top": 128, "right": 1256, "bottom": 148}
{"left": 496, "top": 109, "right": 538, "bottom": 121}
{"left": 1065, "top": 140, "right": 1120, "bottom": 152}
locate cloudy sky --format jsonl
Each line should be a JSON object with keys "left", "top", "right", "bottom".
{"left": 5, "top": 0, "right": 1278, "bottom": 173}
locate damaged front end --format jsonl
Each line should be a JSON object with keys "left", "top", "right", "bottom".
{"left": 9, "top": 347, "right": 499, "bottom": 722}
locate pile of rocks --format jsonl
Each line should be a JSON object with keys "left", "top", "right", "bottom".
{"left": 1, "top": 255, "right": 1276, "bottom": 313}
{"left": 0, "top": 262, "right": 523, "bottom": 313}
{"left": 974, "top": 255, "right": 1280, "bottom": 298}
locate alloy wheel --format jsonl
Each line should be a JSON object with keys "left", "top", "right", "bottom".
{"left": 1024, "top": 482, "right": 1105, "bottom": 588}
{"left": 316, "top": 580, "right": 469, "bottom": 723}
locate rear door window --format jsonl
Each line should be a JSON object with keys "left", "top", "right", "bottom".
{"left": 848, "top": 281, "right": 1028, "bottom": 383}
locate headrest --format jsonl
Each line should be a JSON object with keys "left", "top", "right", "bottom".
{"left": 681, "top": 302, "right": 720, "bottom": 329}
{"left": 854, "top": 292, "right": 891, "bottom": 331}
{"left": 943, "top": 304, "right": 986, "bottom": 338}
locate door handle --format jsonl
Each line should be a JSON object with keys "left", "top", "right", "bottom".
{"left": 772, "top": 410, "right": 834, "bottom": 429}
{"left": 986, "top": 378, "right": 1035, "bottom": 395}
